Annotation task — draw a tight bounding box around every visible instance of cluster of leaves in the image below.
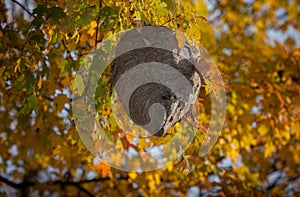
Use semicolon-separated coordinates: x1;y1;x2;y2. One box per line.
0;0;299;196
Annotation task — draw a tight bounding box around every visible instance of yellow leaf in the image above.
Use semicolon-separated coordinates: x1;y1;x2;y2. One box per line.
88;28;95;37
166;163;173;172
257;20;264;29
88;21;97;36
146;174;156;193
15;58;21;72
116;139;123;149
128;172;137;180
133;12;141;20
38;75;43;90
264;139;275;158
293;50;300;57
90;20;97;29
154;173;161;185
258;125;268;135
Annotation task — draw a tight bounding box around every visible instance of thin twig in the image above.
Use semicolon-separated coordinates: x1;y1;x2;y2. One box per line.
62;39;75;61
11;0;35;18
161;14;181;26
94;0;103;50
184;116;208;132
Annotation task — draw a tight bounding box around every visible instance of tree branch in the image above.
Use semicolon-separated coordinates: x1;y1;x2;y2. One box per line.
266;171;283;191
0;176;22;188
61;39;76;61
161;14;181;26
53;181;94;197
94;0;103;50
11;0;35;18
0;175;129;195
0;176;34;189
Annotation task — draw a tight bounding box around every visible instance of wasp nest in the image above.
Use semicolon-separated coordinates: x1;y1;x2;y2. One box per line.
110;26;201;137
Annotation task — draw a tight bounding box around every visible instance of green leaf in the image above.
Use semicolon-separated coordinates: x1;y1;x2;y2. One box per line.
162;0;175;11
58;60;72;73
47;7;66;22
28;95;39;111
51;31;58;44
99;6;119;18
15;57;30;73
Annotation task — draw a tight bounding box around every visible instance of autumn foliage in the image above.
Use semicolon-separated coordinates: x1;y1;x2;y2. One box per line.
0;0;300;196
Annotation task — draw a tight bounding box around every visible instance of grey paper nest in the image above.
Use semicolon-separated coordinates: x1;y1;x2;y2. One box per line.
109;26;201;137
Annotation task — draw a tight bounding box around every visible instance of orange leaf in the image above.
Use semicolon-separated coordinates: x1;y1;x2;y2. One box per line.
96;162;110;177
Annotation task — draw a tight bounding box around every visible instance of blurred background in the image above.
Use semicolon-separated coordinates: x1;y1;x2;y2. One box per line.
0;0;300;196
